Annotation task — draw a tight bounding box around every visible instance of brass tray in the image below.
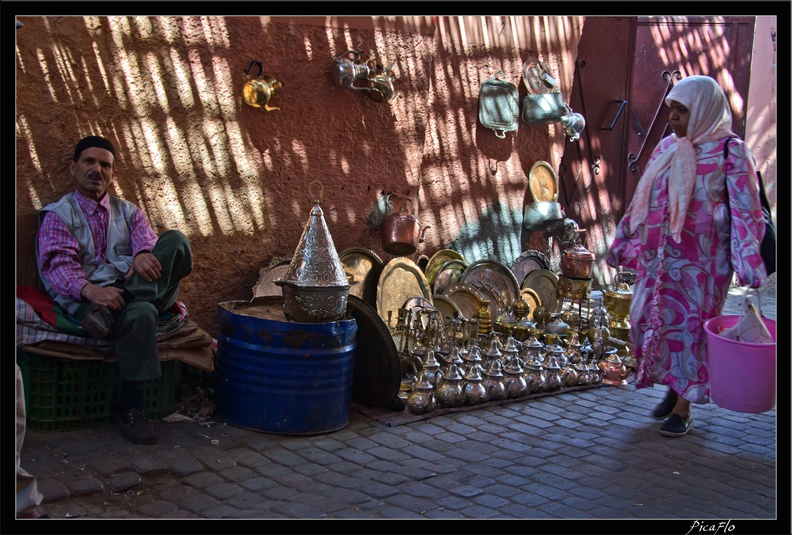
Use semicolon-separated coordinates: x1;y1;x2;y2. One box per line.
459;259;521;317
376;257;433;327
340;247;384;308
443;282;486;322
432;259;468;295
432;294;462;321
522;268;559;313
424;249;466;288
519;287;542;321
251;256;291;297
528;160;559;203
510;249;550;287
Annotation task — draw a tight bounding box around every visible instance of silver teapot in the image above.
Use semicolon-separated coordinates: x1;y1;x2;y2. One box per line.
328;50;372;91
407;372;436;415
482;359;507;401
436;363;465;408
462;364;489;406
503;355;529;399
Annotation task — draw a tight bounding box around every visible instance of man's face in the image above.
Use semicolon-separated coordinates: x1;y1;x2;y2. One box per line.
70;147;115;200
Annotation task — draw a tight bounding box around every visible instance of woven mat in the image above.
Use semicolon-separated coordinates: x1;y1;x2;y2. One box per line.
352;383;603;426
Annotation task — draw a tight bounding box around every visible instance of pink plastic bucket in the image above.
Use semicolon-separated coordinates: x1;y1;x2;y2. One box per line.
704;315;776;413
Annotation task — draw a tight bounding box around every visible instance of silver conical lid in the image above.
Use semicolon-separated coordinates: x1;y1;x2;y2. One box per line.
279;192;349;289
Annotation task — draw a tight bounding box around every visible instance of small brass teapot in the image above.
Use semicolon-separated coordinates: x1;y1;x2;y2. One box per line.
241;61;283;112
366;60;402;105
482;359;507;401
436;363;465;408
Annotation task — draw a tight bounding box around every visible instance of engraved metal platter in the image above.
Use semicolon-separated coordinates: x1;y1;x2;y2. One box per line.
376;257;433;327
458;259;521;317
432;259;468;295
340;247;384;308
432;294;462;321
510;249;550;287
522;268;559;313
443;282;486;322
251;256;292;297
520;287;542;321
424;249;466;288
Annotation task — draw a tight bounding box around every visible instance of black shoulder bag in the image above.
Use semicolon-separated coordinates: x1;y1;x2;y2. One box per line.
723;138;776;275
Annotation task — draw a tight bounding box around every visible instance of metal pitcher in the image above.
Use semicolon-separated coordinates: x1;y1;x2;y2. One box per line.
327;50;372;91
380;193;430;256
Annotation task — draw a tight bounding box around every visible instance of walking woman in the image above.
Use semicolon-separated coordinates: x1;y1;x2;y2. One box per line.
606;75;767;437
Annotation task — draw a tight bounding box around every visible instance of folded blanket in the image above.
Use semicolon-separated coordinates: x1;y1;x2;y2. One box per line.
16;286;190;350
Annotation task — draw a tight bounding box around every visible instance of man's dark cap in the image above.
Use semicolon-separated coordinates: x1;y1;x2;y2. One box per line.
73;135;116;161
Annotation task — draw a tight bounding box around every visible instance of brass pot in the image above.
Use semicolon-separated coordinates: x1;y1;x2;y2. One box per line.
604;278;633;327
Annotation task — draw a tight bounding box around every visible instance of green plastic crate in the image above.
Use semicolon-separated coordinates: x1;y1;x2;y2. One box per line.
18;350;180;432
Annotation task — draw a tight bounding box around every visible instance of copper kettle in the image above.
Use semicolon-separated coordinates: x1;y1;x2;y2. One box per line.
381;193;430;256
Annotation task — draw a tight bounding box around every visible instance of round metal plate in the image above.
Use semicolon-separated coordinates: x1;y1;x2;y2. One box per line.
510;249;550;287
376;257;433;327
251;256;292;297
522;269;559;313
432;259;468;295
443;282;485;322
340;247;384;308
424;249;466;287
459;259;521;317
346;295;401;407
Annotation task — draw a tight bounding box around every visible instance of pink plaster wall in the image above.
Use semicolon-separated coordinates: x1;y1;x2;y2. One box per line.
16;16;582;337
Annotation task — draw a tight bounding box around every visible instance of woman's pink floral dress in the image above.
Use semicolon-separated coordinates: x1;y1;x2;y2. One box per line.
606;135;767;404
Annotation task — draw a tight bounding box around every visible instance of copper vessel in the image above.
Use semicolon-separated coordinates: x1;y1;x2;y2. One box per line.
380;193;430;256
561;242;595;280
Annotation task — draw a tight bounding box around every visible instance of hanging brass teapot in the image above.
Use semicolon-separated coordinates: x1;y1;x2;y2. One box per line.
241;61;283;112
366;60;402;105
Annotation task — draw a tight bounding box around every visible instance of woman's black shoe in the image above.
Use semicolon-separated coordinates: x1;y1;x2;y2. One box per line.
651;389;678;420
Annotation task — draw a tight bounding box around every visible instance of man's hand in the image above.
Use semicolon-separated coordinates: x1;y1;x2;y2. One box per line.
126;251;162;283
81;283;126;310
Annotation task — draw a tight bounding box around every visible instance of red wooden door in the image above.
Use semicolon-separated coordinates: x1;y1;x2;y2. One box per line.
558;16;755;289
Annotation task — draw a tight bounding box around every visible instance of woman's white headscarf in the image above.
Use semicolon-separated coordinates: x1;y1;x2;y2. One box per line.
627;75;736;242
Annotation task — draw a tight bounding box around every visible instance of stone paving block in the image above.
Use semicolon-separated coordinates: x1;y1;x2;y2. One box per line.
255;462;293;479
471;493;510;509
37;477;70;503
262;448;309;467
271;501;328;519
67;477;104;496
291;461;330;477
202;503;244;519
137;499;177;517
108;471;141;493
183;471;223;488
178;493;221;514
204;481;245;500
217;464;257;482
275;471;313;488
385;493;439;514
131;454;169;475
91;456;132;477
165;454;205;477
321;447;373;464
224;447;271;468
240;475;277;492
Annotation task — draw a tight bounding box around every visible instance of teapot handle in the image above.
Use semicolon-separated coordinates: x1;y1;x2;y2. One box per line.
245;60;264;77
341;50;361;61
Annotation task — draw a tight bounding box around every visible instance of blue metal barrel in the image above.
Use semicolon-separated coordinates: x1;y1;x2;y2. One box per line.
215;297;357;435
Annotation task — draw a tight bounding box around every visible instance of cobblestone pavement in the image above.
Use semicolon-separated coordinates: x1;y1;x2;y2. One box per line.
15;279;784;533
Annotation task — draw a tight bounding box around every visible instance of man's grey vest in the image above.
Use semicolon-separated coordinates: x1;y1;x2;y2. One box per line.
37;192;137;316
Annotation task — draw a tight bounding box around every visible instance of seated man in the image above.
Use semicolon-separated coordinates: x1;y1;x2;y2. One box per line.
36;135;192;444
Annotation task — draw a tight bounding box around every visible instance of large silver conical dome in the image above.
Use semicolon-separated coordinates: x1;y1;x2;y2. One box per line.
276;182;352;323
